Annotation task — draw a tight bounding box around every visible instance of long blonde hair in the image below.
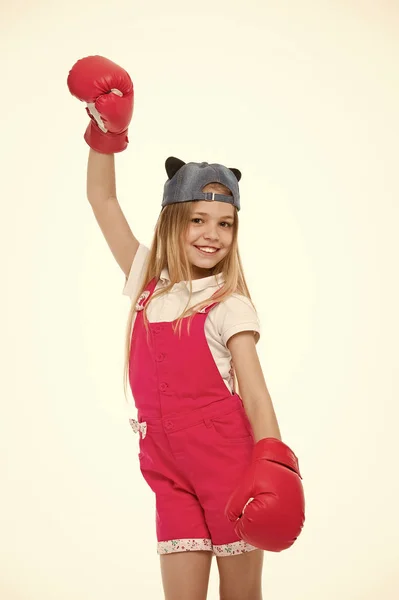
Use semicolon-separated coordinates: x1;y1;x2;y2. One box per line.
123;184;256;400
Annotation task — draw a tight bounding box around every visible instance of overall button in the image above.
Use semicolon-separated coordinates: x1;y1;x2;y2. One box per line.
159;382;168;392
156;353;166;362
153;325;162;334
165;420;174;430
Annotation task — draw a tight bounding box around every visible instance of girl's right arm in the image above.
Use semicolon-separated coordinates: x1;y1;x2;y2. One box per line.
67;55;139;279
87;149;139;278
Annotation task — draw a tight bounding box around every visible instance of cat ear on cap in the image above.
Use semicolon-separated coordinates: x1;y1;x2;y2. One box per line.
165;157;186;179
165;156;241;183
229;168;242;182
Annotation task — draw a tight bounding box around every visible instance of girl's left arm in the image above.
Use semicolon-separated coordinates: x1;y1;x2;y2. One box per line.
227;331;282;443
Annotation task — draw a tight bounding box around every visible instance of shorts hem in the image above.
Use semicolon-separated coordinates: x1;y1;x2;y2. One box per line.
157;538;258;556
157;538;213;554
213;540;259;557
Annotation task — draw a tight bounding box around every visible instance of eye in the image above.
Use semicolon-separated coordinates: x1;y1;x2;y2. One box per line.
221;222;233;228
191;218;203;224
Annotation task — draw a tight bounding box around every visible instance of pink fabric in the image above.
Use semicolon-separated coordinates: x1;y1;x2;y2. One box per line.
129;277;256;551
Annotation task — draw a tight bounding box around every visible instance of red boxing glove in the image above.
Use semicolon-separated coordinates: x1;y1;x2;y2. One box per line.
67;55;134;153
225;437;305;552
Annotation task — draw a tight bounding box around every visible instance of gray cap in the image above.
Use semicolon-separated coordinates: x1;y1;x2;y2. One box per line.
162;157;241;211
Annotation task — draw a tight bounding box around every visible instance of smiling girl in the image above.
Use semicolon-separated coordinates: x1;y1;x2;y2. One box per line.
68;55;305;600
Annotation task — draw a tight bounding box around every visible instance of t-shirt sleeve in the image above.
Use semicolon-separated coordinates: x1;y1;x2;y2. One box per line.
218;294;261;346
122;243;150;302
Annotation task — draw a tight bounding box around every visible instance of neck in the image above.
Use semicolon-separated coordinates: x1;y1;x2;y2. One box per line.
190;266;214;280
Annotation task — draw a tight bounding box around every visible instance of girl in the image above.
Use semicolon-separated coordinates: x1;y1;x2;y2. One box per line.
68;55;304;600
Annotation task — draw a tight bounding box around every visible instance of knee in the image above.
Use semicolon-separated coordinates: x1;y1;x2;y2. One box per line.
219;586;262;600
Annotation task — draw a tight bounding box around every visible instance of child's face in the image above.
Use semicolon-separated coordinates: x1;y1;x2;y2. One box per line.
184;200;235;279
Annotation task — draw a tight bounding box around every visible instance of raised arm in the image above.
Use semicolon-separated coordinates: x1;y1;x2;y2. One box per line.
87;150;139;277
68;55;140;278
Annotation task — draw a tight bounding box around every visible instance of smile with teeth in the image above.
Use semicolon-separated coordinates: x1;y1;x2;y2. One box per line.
195;246;219;255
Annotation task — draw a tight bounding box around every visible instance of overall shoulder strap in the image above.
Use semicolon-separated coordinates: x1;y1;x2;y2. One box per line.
197;285;224;314
135;277;158;311
197;301;219;314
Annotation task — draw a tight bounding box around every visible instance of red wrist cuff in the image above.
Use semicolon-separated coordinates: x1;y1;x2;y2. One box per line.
84;122;129;154
253;437;302;478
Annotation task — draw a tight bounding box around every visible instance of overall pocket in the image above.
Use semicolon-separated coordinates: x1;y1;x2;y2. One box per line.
210;406;254;444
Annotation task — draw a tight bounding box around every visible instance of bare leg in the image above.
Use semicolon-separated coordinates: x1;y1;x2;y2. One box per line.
160;551;213;600
216;549;264;600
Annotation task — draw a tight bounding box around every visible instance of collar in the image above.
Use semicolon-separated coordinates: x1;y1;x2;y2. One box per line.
160;267;225;292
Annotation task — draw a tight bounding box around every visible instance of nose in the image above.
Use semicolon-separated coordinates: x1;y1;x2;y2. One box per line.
203;222;219;241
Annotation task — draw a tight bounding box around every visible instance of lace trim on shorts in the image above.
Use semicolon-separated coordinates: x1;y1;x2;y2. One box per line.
157;538;258;556
212;540;258;557
157;539;213;554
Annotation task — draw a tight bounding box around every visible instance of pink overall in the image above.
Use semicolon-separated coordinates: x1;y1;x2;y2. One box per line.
129;277;257;556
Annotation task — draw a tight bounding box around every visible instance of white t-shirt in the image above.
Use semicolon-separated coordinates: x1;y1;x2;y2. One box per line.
123;243;260;394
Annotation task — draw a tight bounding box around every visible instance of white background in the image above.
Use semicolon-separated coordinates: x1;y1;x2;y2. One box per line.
1;1;398;598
